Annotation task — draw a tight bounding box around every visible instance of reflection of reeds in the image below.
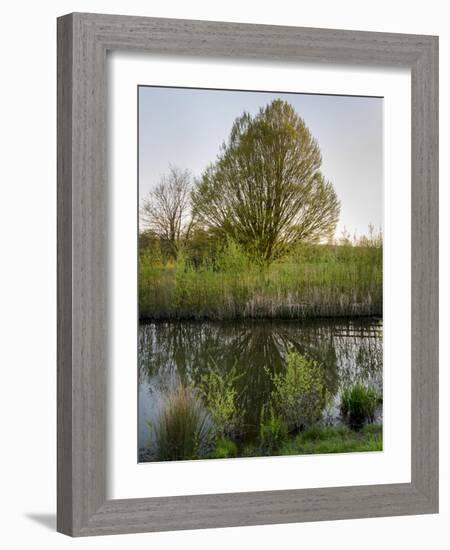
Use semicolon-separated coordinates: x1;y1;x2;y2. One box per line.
148;383;213;461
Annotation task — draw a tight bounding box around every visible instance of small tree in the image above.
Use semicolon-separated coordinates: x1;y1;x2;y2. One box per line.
192;100;340;263
269;351;329;430
196;360;243;438
141;166;194;259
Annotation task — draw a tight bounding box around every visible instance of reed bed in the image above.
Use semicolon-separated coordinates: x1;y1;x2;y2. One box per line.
139;242;382;320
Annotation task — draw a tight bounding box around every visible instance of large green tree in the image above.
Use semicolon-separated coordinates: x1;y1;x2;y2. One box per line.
192;100;340;263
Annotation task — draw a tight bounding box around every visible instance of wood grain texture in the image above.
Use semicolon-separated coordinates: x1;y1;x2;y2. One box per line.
410;35;439;506
57;13;73;535
57;12;439;537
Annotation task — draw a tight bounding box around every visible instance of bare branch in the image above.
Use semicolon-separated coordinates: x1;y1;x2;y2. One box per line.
140;166;195;258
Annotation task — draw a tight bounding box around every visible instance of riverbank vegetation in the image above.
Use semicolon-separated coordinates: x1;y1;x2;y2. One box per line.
340;382;381;430
139;97;383;461
142;351;382;462
139;99;383;321
139;230;382;320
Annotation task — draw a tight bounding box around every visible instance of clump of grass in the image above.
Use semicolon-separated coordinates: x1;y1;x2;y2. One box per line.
210;437;238;459
340;383;380;430
196;360;244;438
241;444;258;457
148;383;213;461
280;424;382;455
259;405;288;456
269;351;330;430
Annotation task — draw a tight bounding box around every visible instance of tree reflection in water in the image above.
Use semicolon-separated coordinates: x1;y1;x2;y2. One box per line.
138;319;382;447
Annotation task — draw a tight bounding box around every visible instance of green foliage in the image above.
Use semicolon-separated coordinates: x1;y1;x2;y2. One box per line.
138;236;383;320
138;248;169;316
148;383;213;461
138;230;163;260
361;423;383;436
210;437;238;459
207;425;383;459
173;251;191;308
197;360;243;437
215;239;250;273
192;100;340;263
340;383;380;430
269;351;329;430
295;424;349;442
184;228;219;268
280;424;382;455
259;405;288;456
241;444;258;457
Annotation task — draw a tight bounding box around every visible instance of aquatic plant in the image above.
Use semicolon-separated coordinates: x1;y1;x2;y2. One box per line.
148;383;213;461
210;437;238;459
259;405;288;456
197;360;243;438
340;383;380;429
269;351;330;430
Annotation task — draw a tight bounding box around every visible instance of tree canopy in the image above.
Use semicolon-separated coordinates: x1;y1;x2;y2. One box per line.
192;99;340;263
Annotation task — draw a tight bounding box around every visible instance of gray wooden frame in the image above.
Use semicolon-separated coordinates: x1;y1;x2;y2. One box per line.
57;12;438;537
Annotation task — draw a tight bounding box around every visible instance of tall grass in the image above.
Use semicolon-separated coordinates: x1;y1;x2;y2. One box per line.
259;405;288;455
148;383;213;461
340;383;381;430
209;437;238;459
139;237;383;320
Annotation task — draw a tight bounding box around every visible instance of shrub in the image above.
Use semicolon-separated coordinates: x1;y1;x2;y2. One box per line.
269;351;329;430
210;437;238;459
215;239;250;273
340;383;380;429
197;360;243;437
259;405;288;455
149;383;213;461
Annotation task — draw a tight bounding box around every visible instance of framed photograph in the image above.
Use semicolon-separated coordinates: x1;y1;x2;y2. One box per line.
57;13;438;536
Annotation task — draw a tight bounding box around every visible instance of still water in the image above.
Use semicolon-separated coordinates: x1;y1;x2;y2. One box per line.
138;318;382;450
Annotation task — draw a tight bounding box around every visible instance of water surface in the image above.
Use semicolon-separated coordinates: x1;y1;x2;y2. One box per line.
138;318;382;450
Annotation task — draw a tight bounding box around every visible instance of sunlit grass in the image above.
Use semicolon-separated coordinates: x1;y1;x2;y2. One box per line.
279;424;382;455
139;242;382;320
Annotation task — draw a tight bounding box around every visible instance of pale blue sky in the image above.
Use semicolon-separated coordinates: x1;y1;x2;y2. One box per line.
139;86;383;238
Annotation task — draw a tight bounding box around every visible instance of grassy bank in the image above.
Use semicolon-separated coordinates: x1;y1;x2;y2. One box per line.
140;354;383;462
278;424;382;455
239;425;382;458
140;424;383;462
139;241;382;320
